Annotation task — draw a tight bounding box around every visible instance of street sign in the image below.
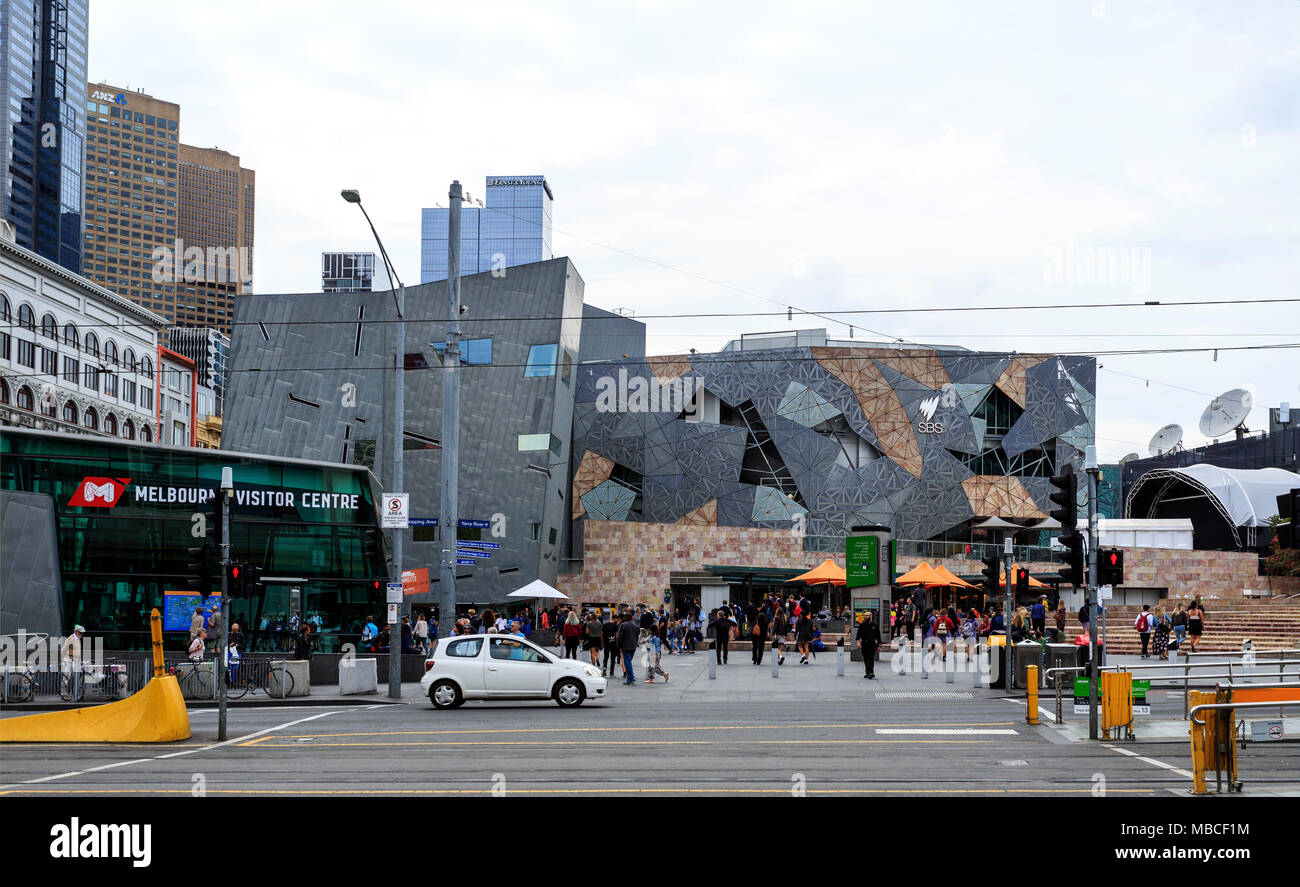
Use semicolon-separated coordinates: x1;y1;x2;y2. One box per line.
386;603;398;624
386;582;403;604
1098;584;1113;600
456;541;500;550
459;519;490;529
845;536;879;588
456;558;476;566
381;494;410;529
408;518;438;527
456;549;490;559
1250;721;1285;742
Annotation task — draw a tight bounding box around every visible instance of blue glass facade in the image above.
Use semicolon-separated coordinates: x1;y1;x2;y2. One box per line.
420;175;553;282
0;0;88;274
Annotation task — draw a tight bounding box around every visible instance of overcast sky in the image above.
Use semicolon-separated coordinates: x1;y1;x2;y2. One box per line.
89;0;1299;462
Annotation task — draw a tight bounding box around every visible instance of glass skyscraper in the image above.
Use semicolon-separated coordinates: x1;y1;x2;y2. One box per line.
321;251;375;292
0;0;89;274
420;175;553;283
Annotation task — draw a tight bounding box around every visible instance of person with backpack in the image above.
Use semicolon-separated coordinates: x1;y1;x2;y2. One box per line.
932;608;953;661
1052;601;1066;642
1134;604;1153;659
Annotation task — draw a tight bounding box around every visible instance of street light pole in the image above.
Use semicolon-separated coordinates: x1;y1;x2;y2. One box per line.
439;182;462;633
341;189;404;699
218;466;232;740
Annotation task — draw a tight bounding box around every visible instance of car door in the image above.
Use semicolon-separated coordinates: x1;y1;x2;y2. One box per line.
439;636;487;697
484;637;552;697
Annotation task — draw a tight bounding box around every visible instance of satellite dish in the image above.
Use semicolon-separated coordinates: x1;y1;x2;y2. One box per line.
1119;452;1140;465
1148;424;1183;457
1199;388;1253;439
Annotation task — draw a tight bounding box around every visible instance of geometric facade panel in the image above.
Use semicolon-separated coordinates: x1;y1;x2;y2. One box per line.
581;479;638;521
776;380;841;427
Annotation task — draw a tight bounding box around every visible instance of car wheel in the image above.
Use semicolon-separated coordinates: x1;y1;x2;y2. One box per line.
554;678;585;708
429;679;462;710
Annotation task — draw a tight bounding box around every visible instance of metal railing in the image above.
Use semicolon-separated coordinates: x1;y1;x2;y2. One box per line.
0;658;151;704
1044;648;1300;722
799;536;1059;566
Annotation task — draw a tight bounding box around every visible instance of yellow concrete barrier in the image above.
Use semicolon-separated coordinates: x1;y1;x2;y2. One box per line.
0;674;191;743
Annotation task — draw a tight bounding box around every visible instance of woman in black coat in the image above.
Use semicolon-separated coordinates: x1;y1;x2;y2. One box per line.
796;613;814;664
750;611;769;666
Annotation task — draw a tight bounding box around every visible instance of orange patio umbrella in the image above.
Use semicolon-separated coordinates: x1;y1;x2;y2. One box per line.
893;562;948;587
788;559;847;586
931;564;977;589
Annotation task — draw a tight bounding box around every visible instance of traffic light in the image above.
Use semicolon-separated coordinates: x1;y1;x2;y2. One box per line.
1057;531;1085;587
243;564;265;598
225;562;246;597
980;555;1000;597
1015;567;1030;596
185;543;219;594
1049;464;1078;532
1099;548;1124;586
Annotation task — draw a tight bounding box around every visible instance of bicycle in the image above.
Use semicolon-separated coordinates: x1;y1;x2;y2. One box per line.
171;659;214;699
224;659;294;699
2;665;36;703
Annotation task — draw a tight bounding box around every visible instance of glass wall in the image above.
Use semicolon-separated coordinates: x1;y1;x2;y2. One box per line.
0;429;387;651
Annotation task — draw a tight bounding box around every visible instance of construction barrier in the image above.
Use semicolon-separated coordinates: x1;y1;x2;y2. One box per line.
1026;665;1039;724
1188;687;1238;794
0;607;191;743
1101;671;1134;740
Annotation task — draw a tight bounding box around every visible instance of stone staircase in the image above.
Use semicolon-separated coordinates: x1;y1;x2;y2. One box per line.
1088;602;1300;655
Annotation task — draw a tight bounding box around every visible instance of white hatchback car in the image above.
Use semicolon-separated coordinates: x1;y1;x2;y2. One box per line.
421;634;607;709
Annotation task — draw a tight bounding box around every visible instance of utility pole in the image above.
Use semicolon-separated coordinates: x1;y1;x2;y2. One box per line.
1002;534;1013;668
1085;446;1101;740
218;466;232;741
439;181;462;633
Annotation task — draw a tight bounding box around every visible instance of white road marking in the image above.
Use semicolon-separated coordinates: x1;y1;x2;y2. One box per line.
7;708;347;786
1101;743;1195;778
875;728;1018;735
1001;696;1058;723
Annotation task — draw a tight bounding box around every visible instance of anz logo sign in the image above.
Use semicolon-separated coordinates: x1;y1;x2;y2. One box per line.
916;393;944;434
90;91;127;105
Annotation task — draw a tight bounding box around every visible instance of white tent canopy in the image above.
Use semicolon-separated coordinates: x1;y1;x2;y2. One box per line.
1125;464;1300;549
506;579;568;600
1162;465;1300;528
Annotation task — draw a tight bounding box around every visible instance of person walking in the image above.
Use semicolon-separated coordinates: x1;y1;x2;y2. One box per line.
189;607;205;644
1186;600;1205;653
1134;604;1153;659
601;613;620;678
750;608;769;665
1030;596;1047;638
414;612;429;654
857;610;881;678
1170;602;1187;653
771;606;788;666
795;610;814;664
903;598;916;643
562;611;582;659
708;609;731;665
584;612;603;668
616;612;638;685
645;620;669;683
1152;606;1171;660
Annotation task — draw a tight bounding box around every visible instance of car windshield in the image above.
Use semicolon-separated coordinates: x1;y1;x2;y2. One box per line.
490;637;547;662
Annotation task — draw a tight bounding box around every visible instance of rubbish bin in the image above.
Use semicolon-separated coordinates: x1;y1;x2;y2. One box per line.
1012;642;1046;690
1078;638;1105;672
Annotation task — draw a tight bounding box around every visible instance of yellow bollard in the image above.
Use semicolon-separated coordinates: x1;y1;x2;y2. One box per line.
1187;689;1215;794
1026;665;1039;724
150;607;165;678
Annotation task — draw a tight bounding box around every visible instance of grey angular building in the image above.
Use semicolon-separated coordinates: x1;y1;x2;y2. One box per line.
570;332;1096;550
222;258;645;605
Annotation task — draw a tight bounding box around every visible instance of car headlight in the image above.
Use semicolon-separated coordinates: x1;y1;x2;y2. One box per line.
582;666;600;678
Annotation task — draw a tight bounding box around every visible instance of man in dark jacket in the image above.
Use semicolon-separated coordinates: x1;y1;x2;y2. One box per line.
616;612;639;686
856;610;881;679
750;610;769;665
601;614;620;678
708;609;731;665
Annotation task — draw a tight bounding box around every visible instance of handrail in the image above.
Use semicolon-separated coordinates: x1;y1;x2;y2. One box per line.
1190;700;1300;726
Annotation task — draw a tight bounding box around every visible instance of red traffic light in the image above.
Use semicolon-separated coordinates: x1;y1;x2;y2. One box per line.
231;566;240;579
1108;552;1118;566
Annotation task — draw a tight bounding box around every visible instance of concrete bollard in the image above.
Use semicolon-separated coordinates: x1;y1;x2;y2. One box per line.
974;643;985;687
771;641;780;678
708;641;716;680
898;639;908;675
921;640;929;679
945;642;955;683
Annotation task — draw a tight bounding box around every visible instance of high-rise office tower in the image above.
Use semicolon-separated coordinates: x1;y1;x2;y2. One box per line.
79;82;180;318
167;326;229;416
177;145;254;335
1;0;90;273
420;175;552;282
321;251;375;292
